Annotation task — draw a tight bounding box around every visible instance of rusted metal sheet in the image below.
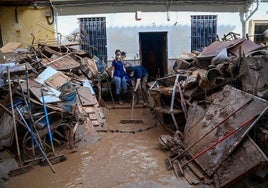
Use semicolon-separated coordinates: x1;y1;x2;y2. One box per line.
197;39;243;58
216;136;268;187
183;85;268;176
228;39;263;57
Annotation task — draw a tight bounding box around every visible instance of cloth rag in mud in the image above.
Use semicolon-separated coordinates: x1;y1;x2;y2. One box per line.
59;82;77;113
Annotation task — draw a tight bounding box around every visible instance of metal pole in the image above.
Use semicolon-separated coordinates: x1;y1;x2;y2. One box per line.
7;67;23;166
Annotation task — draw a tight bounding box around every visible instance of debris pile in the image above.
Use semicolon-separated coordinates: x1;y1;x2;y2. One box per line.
0;42;105;180
150;36;268;187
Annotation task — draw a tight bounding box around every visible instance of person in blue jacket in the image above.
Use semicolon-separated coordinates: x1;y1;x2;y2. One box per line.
126;65;149;106
111;49;128;105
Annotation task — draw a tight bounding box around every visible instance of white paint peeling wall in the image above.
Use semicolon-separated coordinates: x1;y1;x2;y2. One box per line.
56;3;267;63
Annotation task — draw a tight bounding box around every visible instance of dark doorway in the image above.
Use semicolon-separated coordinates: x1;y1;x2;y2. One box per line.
139;32;167;81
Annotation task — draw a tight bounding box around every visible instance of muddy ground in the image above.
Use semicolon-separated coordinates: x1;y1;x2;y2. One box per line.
1;104;191;188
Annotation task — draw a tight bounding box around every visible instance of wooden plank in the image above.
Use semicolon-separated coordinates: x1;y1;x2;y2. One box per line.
26;78;61;103
0;42;22;53
216;137;268;187
45;71;70;89
83;107;95;114
77;87;97;106
89;114;98;120
95;107;105;119
40;54;80;71
75;118;101;148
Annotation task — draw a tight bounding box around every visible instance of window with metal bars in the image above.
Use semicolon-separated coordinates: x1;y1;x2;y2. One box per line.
79;17;107;63
191;15;217;52
254;24;268;44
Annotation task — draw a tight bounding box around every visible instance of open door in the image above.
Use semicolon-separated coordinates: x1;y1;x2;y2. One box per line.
139;32;167;81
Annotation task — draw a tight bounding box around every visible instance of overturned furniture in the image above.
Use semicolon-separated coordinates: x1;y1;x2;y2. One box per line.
160;85;268;187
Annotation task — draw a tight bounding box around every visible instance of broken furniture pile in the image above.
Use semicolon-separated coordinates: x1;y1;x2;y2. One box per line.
151;36;268;187
0;42;104;180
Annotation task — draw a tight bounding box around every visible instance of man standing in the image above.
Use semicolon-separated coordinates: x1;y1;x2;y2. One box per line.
126;66;149;107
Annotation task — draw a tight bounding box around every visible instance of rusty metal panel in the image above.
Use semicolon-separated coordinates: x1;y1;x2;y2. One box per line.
197;39;243;58
183;85;268;176
216;137;268;187
228;39;263;57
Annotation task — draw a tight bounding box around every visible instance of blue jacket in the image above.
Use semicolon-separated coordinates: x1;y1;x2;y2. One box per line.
133;66;148;79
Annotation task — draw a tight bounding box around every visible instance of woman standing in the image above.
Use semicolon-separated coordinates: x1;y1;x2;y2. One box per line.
111;49;128;105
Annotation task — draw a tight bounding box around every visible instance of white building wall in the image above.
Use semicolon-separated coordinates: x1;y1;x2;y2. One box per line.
56;3;267;63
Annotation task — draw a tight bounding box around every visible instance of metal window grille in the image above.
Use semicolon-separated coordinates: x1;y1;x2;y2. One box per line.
254;24;268;44
191;15;217;52
79;17;107;62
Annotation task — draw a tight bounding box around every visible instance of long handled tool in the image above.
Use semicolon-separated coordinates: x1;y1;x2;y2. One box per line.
41;89;55;154
7;67;22;166
17;79;35;157
120;92;144;124
14;102;56;173
40;89;66;165
7;67;33;176
105;76;115;108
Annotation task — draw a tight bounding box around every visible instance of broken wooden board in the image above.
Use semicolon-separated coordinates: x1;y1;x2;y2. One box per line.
183;85;268;176
77;87;97;106
0;42;22;53
24;78;61;103
83;106;106;127
75;117;101;148
45;71;70;90
80;57;98;78
216;136;268;187
40;54;80;71
35;66;58;85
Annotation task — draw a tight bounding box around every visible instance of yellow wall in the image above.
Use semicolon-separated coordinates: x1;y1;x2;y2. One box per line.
0;6;56;48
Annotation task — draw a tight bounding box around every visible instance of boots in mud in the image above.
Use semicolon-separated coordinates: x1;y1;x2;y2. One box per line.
116;94;123;105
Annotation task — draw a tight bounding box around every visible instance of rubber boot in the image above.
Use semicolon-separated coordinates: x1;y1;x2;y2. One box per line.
116;94;123;105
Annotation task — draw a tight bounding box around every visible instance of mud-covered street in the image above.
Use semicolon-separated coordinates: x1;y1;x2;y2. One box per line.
1;106;191;188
